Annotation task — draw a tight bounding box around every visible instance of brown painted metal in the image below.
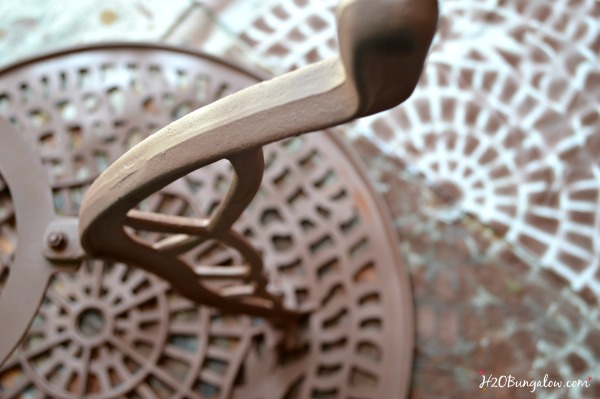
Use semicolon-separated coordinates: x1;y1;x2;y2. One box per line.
0;118;57;368
0;43;272;368
1;127;415;398
79;0;438;320
0;0;438;397
43;218;85;262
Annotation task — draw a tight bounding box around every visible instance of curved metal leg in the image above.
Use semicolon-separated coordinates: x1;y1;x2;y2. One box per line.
79;0;438;321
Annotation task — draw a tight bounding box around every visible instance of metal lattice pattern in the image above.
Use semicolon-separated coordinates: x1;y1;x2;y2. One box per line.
0;45;411;398
239;0;338;72
0;261;251;399
361;0;600;293
239;0;600;296
234;2;600;395
0;176;15;299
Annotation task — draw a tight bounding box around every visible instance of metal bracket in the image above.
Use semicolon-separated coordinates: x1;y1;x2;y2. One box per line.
43;218;85;263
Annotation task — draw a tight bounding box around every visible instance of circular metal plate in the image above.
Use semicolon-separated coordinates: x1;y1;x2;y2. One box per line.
0;44;412;398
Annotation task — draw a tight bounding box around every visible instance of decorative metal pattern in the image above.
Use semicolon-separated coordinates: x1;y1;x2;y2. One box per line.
0;44;413;398
235;2;600;395
0;261;249;399
240;0;338;72
361;0;600;295
0;175;15;299
239;0;600;298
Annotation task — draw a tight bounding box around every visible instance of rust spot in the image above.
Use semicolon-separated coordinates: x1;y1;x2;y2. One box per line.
100;10;118;26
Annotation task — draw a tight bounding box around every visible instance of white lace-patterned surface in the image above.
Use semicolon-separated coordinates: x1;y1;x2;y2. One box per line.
238;0;338;72
233;3;600;397
236;0;600;297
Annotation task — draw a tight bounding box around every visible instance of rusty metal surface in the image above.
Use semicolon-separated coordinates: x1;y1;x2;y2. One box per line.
0;42;415;398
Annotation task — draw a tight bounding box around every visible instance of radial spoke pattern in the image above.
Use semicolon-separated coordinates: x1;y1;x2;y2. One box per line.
237;0;600;295
0;45;412;398
229;0;600;396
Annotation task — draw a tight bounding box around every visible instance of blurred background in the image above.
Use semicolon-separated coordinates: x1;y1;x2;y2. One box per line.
0;0;599;397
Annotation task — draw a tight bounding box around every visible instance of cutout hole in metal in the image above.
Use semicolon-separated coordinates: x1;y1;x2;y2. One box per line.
76;307;106;337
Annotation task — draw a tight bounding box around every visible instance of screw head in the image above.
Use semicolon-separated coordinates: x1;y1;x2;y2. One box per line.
47;231;67;250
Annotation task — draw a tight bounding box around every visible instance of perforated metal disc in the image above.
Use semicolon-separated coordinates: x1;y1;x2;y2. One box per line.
0;44;413;399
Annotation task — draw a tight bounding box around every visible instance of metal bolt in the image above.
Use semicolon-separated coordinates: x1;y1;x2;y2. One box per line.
47;231;67;250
